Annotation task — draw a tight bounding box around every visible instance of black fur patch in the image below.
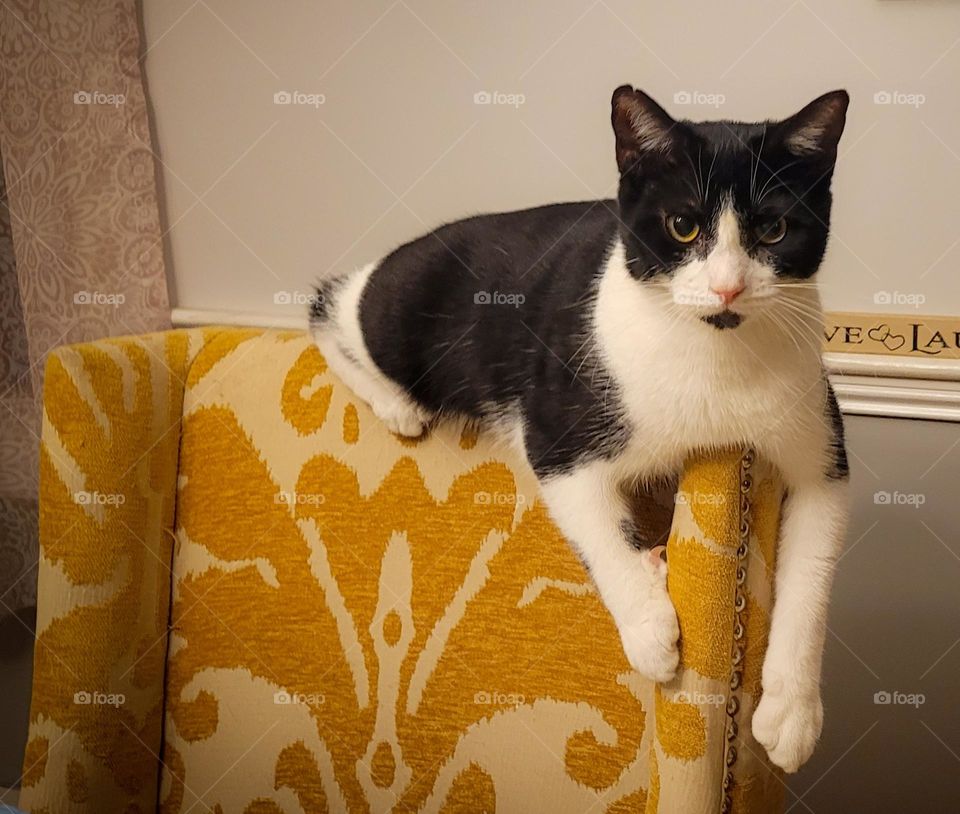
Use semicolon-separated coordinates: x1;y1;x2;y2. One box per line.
825;381;849;480
310;276;347;326
703;311;743;330
358;201;633;476
336;341;360;366
620;518;652;551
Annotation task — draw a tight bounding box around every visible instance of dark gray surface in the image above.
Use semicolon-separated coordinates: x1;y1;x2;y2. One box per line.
0;607;34;791
787;414;960;812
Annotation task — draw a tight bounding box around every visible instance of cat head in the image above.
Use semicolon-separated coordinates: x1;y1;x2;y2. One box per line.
611;86;848;330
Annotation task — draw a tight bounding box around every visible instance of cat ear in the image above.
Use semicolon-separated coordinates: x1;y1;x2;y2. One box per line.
775;90;849;160
611;86;677;174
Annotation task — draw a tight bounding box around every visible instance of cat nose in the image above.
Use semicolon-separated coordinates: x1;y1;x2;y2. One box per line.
710;284;745;307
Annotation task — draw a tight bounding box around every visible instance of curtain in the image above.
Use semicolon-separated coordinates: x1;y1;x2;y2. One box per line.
0;0;172;615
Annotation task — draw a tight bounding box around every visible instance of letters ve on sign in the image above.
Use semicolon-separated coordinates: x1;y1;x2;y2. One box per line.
824;312;960;360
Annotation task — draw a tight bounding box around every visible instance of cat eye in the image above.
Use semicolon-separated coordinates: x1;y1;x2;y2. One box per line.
755;216;787;245
665;214;700;244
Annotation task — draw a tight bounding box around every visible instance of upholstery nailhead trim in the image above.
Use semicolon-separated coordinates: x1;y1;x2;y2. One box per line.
721;447;754;814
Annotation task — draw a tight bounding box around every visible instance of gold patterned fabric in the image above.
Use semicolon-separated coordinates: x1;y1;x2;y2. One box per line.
23;328;786;813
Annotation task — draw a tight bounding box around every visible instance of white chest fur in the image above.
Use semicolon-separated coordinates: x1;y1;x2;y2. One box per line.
593;241;827;481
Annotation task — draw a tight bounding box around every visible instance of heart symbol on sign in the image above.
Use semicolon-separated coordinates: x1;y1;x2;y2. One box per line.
867;323;906;352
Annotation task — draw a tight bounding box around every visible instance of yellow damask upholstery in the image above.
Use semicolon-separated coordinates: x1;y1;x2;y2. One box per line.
22;328;786;813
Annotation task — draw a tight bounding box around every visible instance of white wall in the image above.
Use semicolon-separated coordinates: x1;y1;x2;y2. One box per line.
142;0;960;322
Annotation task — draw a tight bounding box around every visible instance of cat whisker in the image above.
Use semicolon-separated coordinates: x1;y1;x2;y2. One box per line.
773;302;822;334
756;159;803;204
775;296;825;320
758;309;805;356
764;307;825;355
749;126;768;206
703;147;719;203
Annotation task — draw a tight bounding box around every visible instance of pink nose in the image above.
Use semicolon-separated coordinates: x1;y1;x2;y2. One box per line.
710;284;745;307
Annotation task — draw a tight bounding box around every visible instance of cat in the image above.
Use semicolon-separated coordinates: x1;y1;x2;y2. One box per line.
310;86;850;774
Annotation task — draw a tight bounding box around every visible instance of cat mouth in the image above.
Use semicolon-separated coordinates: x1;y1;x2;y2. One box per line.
701;310;743;330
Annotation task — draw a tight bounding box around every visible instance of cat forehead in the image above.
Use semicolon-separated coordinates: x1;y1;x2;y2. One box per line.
654;121;794;210
680;122;769;179
683;120;767;150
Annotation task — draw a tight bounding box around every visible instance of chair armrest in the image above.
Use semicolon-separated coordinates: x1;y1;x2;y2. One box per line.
20;331;197;811
653;449;786;813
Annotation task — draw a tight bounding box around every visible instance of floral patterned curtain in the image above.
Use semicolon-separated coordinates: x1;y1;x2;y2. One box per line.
0;0;172;615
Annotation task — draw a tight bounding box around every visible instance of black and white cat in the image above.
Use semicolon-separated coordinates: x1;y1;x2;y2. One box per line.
311;86;850;773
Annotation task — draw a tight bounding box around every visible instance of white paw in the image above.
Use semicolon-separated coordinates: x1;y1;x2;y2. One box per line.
618;590;680;683
752;678;823;773
373;399;429;438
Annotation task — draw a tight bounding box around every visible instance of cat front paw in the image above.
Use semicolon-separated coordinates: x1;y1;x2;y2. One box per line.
752;676;823;773
373;399;429;437
618;592;680;682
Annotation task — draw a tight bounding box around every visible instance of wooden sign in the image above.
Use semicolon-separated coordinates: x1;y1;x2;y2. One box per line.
824;312;960;360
